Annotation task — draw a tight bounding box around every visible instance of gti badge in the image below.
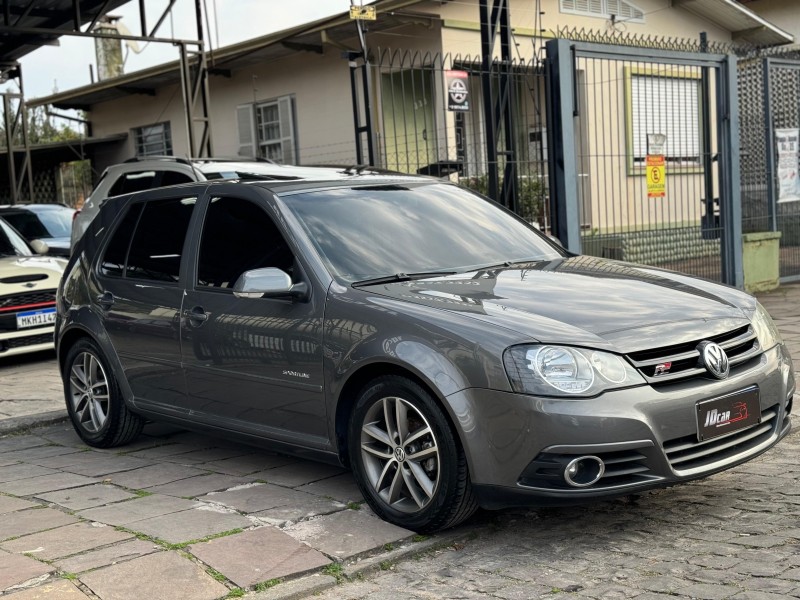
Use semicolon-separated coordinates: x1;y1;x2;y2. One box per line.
697;341;730;379
653;361;672;376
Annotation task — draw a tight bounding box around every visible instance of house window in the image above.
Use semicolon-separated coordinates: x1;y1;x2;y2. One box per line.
134;122;173;156
560;0;644;22
629;73;701;167
236;95;297;164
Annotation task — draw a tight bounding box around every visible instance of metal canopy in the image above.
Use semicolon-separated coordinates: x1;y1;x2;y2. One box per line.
675;0;793;47
30;1;431;110
0;0;129;66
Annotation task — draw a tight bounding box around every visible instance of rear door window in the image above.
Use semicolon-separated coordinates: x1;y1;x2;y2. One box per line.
100;197;196;283
108;171;157;196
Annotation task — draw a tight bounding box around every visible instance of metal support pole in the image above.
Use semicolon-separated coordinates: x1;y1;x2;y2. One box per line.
763;57;777;233
4;95;17;205
699;33;716;239
719;54;744;288
479;0;499;203
545;39;582;253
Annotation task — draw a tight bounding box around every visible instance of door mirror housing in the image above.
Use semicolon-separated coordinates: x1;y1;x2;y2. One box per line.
30;239;50;255
232;267;309;301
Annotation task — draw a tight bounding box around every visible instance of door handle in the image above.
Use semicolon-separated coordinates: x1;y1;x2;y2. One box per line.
97;291;115;310
184;306;209;327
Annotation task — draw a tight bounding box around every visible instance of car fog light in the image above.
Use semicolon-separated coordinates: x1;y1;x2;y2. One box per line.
564;456;605;487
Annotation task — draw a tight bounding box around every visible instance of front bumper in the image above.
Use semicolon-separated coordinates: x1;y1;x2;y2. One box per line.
0;327;55;357
446;344;794;509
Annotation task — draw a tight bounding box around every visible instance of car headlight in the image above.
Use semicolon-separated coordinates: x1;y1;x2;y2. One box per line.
503;345;645;397
750;302;781;351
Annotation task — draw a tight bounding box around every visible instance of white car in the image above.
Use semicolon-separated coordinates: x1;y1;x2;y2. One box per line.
0;218;66;357
71;157;359;251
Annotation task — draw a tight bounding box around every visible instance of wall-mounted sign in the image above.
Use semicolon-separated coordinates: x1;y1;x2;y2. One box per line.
646;154;666;198
776;128;800;203
349;5;376;20
445;70;469;112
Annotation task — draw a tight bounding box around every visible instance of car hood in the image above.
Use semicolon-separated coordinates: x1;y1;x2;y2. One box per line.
0;255;67;288
361;256;752;353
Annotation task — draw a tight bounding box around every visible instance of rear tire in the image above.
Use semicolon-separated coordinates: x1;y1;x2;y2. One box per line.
63;338;144;448
348;375;477;533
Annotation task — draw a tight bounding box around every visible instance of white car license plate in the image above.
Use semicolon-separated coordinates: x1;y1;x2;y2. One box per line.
16;308;56;329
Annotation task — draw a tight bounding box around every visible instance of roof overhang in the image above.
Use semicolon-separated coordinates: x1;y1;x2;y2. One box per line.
29;0;429;111
3;133;127;165
674;0;793;46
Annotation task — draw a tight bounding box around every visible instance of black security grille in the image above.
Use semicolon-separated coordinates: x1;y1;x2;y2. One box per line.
0;290;57;312
1;333;53;352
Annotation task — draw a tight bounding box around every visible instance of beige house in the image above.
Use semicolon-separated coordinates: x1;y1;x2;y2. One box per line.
31;0;792;244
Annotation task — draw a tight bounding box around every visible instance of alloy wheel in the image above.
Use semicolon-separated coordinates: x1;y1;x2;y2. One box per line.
68;351;110;433
360;396;441;513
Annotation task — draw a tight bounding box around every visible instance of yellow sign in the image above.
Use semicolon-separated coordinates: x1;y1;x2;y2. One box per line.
350;5;376;20
646;155;666;198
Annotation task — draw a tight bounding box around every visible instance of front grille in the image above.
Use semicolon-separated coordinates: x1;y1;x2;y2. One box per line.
663;404;779;472
626;325;761;384
0;290;57;313
0;333;53;352
519;446;659;490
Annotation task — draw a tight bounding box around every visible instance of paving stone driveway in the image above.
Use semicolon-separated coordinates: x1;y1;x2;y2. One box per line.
0;423;418;599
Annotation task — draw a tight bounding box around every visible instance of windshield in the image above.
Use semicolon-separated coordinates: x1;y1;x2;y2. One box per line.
2;208;72;239
0;218;33;257
281;182;563;283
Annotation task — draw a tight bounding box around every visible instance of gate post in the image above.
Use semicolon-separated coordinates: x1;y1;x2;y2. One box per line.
545;39;581;254
719;54;744;288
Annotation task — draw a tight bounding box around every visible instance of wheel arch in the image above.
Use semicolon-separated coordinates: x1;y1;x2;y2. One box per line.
334;361;465;468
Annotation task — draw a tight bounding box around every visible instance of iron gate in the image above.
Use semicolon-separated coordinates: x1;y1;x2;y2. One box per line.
546;38;742;286
740;51;800;283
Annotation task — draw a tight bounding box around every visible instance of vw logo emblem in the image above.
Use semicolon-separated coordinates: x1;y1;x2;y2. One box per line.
394;447;406;462
697;341;730;379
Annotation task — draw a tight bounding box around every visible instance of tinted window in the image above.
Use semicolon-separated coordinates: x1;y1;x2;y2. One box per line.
197;196;295;289
125;197;196;282
0;218;32;257
160;171;194;187
2;208;72;239
100;203;143;277
281;183;563;282
109;171;157;196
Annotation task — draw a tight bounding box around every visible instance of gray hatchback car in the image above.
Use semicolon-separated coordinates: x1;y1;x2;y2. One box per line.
56;176;795;532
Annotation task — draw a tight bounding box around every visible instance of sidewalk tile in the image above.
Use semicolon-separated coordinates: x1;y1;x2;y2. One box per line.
254;462;347;488
0;553;54;591
202;483;326;514
0;473;99;496
0;496;40;515
285;509;413;560
3;579;89;599
0;507;78;541
79;551;228;600
0;464;58;483
203;453;296;476
1;522;134;560
190;526;330;587
103;464;206;489
79;494;199;526
130;507;251;544
147;473;252;498
295;473;364;503
54;539;160;574
37;484;136;510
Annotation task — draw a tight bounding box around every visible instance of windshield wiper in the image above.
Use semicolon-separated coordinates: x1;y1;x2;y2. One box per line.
351;271;458;288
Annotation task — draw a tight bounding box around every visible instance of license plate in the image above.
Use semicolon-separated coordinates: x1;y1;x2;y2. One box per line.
696;387;760;441
16;308;56;329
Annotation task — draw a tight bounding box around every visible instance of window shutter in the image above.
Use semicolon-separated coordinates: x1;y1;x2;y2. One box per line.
236;105;256;157
278;96;297;165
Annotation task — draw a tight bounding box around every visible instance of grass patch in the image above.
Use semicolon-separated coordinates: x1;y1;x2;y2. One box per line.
61;572;79;581
412;534;429;543
226;589;245;598
132;489;152;498
346;501;362;510
253;579;281;592
322;562;345;583
383;542;394;551
379;560;393;571
113;527;244;550
206;567;227;582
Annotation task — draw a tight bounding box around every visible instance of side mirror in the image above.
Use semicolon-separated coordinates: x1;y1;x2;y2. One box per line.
30;239;49;255
232;267;309;301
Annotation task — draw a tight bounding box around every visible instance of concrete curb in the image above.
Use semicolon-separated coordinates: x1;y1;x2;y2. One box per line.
251;525;485;599
0;409;68;435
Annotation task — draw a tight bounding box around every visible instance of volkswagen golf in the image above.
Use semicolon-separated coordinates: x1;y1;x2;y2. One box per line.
56;176;795;532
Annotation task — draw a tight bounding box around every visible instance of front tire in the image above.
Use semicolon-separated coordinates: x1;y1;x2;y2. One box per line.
63;338;144;448
348;375;477;533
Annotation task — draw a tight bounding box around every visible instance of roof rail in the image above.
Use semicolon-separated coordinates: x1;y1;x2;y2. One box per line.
123;156;193;166
188;156;277;164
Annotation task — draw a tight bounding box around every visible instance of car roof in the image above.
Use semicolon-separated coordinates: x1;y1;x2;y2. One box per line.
240;174;433;196
0;203;73;212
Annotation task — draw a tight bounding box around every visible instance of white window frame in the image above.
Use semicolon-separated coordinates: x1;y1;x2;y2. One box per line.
559;0;645;23
626;68;703;172
133;122;173;157
235;95;297;164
